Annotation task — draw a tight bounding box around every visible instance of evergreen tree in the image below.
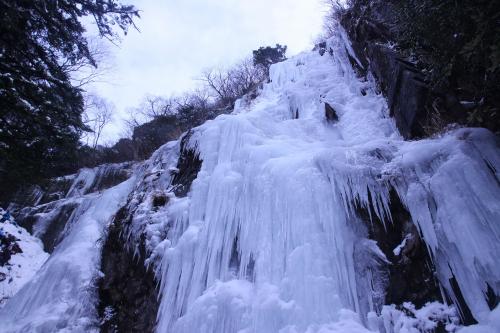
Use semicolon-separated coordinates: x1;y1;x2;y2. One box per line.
253;44;287;73
0;1;138;196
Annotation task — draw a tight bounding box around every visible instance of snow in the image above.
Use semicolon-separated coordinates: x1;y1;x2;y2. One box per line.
0;176;135;332
380;302;460;333
0;209;48;308
393;234;413;256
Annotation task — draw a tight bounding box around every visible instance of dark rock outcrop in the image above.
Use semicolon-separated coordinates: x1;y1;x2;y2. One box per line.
358;191;441;307
341;18;432;138
365;45;431;138
171;132;203;197
98;206;159;333
356;188;481;325
36;202;79;252
133;116;184;160
315;41;327;56
340;1;467;139
325;102;339;122
9;200;79;253
0;233;22;266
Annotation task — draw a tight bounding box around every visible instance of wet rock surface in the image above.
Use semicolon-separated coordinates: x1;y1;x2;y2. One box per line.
36;202;79;252
10;199;80;253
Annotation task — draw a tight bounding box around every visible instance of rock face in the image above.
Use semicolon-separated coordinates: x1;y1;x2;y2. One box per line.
367;46;430;138
325;102;339;122
340;10;428;138
358;191;441;307
339;1;465;139
171;131;202;197
133;116;184;160
97;135;202;332
0;232;22;267
98;207;160;333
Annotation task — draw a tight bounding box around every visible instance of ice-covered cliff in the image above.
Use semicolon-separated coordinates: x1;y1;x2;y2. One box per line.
0;24;499;333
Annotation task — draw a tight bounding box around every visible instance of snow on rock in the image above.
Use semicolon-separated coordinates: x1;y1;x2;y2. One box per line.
393;234;413;256
0;208;48;308
380;302;460;333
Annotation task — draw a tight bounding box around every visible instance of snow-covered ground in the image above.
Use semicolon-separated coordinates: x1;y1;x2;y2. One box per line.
0;23;499;333
0;208;48;308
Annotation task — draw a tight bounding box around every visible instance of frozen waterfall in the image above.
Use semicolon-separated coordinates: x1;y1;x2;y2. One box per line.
150;27;500;332
1;25;499;333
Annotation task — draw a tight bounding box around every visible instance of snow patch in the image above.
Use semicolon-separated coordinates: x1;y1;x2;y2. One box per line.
0;208;48;308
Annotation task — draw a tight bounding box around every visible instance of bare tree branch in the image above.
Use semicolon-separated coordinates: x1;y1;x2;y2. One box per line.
82;93;114;148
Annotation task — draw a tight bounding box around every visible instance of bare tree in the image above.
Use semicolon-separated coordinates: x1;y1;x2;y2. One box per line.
61;36;115;88
82;94;114;148
200;57;265;107
122;107;142;138
321;0;349;37
201;67;233;103
231;57;266;95
138;95;177;119
176;88;210;110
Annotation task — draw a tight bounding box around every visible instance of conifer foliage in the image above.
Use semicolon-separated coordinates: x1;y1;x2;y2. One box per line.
253;44;287;73
0;1;138;195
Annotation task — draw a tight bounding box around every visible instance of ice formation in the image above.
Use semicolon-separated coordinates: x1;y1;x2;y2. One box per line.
0;25;499;332
149;26;500;332
0;172;135;332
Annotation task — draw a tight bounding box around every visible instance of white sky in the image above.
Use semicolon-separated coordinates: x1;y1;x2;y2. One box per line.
86;0;328;143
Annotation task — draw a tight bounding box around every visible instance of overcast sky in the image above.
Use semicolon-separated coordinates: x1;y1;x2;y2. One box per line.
86;0;328;143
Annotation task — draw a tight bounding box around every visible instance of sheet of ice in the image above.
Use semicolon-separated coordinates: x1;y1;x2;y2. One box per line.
0;177;135;332
385;129;500;321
